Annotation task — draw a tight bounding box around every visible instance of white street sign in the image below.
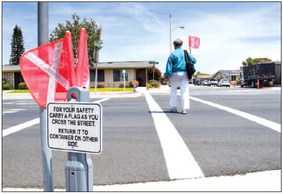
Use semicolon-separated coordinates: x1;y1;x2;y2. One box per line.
47;102;102;154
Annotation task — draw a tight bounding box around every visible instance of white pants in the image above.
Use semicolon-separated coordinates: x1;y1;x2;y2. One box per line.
170;72;190;111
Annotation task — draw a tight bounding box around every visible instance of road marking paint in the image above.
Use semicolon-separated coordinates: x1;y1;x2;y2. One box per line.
14;103;36;105
93;98;111;103
3;118;40;137
3;102;36;106
3;98;110;137
3;102;14;105
190;96;281;133
144;91;204;179
3;109;25;114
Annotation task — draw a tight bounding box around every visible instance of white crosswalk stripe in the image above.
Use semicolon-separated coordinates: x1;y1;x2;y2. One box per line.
144;91;204;179
190;96;281;133
3;109;25;115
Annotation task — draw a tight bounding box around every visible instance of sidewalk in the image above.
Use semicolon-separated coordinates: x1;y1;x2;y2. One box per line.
2;87;148;100
2;170;281;191
2;86;170;100
6;84;281;100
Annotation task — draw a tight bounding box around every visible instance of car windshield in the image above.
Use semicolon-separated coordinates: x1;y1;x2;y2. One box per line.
223;79;229;81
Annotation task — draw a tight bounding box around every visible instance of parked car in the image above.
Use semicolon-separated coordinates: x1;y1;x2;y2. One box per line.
201;80;208;86
207;79;218;86
217;79;231;87
194;80;201;86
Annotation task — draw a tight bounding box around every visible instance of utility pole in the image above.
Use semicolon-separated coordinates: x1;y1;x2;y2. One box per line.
169;14;172;54
169;14;184;53
93;42;102;92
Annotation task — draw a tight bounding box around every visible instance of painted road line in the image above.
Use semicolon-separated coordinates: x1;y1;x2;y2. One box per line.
3;118;40;137
190;96;281;133
93;98;111;103
144;91;204;179
15;102;37;105
3;98;110;137
3;109;25;114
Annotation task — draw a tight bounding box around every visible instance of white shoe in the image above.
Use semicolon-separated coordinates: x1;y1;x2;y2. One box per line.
181;110;187;114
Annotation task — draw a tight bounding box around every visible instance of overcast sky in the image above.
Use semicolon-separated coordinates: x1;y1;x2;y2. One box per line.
2;1;281;74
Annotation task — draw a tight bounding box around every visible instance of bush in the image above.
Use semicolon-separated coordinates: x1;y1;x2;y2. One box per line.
146;83;152;89
97;83;105;88
119;83;124;88
18;82;28;89
236;79;241;85
148;80;161;88
130;80;139;87
149;80;159;84
119;83;131;88
149;81;161;88
3;83;14;90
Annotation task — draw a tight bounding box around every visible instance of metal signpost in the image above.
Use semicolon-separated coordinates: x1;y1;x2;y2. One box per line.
22;3;101;191
38;2;54;191
47;87;102;191
123;70;126;91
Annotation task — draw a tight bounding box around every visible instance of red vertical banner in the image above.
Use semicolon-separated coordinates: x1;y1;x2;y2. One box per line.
61;31;76;88
189;36;200;49
75;28;90;89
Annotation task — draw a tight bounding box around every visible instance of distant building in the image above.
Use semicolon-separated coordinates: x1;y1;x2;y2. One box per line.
193;75;211;85
2;61;158;89
2;65;24;89
212;70;241;81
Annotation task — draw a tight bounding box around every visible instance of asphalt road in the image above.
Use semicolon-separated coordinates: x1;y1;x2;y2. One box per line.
2;86;281;189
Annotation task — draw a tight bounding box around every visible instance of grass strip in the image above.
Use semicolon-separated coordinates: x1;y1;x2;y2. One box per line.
5;88;135;93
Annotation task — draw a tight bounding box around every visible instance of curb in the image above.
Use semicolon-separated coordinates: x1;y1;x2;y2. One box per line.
2;170;281;192
3;91;145;100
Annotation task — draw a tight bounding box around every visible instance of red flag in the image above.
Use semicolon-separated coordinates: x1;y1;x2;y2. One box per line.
75;28;90;89
189;36;200;49
20;32;76;108
62;31;76;87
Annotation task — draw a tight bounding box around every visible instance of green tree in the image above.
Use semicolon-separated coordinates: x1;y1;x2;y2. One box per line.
242;57;272;66
50;14;102;66
9;25;25;65
246;57;255;66
148;67;162;81
253;58;271;63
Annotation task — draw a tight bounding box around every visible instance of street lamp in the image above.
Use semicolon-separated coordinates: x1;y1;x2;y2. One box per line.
169;14;185;53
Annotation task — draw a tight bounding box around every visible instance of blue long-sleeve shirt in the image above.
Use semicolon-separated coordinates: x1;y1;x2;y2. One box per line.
164;48;196;78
